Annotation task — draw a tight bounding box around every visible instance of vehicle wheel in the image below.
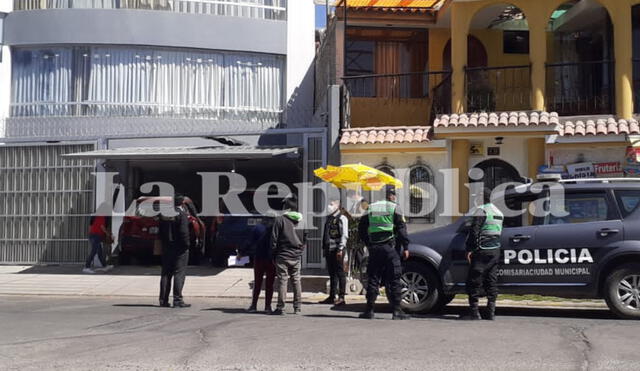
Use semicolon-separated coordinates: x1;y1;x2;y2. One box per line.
433;293;456;312
400;261;440;313
604;263;640;320
119;252;131;265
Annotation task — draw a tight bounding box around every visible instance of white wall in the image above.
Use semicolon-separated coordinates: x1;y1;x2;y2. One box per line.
468;136;529;179
0;1;12;137
285;0;315;127
341;151;451;233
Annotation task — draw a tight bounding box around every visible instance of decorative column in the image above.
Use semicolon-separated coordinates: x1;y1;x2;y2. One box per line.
451;3;469;114
451;139;470;219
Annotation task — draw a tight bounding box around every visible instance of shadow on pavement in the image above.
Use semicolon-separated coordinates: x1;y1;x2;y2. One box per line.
15;265;228;277
112;304;163;308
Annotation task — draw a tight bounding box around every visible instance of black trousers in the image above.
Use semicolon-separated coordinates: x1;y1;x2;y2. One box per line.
160;249;189;304
366;241;402;309
326;249;346;299
466;248;500;305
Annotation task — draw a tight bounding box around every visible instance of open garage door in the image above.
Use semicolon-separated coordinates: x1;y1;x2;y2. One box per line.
0;143;96;263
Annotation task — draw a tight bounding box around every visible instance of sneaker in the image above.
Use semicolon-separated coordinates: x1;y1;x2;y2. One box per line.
246;305;258;313
159;300;171;308
82;268;95;274
318;297;335;305
293;307;301;315
271;309;285;316
333;298;346;307
173;302;191;308
359;310;375;319
265;306;273;315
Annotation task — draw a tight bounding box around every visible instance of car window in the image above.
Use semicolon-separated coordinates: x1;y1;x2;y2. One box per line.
542;192;611;225
503;194;540;228
615;190;640;218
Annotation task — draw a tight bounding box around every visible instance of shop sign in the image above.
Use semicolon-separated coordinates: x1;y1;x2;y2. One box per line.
594;162;623;178
566;162;595;179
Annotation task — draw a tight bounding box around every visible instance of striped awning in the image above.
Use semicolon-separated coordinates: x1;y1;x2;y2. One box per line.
335;0;445;8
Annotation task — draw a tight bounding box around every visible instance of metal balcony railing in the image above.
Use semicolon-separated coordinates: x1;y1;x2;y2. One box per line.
342;71;452;114
14;0;287;20
546;60;615;116
9;102;282;122
465;65;531;113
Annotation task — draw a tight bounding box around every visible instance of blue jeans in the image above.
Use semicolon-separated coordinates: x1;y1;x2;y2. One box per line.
85;235;106;268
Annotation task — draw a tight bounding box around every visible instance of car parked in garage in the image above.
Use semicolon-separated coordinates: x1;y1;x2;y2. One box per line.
402;179;640;319
118;196;205;265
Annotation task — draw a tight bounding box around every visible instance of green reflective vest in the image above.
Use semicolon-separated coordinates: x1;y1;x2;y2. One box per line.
478;203;504;249
367;201;396;237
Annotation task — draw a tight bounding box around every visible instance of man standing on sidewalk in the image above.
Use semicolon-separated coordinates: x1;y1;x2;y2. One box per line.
358;187;411;320
319;199;349;307
460;188;504;321
159;195;192;308
271;195;306;315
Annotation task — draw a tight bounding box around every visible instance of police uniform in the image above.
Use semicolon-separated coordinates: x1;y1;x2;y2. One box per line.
358;195;410;320
464;202;504;320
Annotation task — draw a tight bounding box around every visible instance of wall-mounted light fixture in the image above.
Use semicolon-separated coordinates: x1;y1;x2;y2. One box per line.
495;137;504;145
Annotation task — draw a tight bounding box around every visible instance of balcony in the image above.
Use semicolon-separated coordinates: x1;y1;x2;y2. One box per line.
342;71;451;127
13;0;287;20
4;103;282;139
465;65;531;113
545;60;614;116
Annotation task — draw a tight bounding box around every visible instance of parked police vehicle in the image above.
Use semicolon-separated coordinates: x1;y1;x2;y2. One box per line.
402;179;640;319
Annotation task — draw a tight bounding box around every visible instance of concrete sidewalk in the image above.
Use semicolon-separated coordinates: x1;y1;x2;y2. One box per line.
0;265;327;299
0;265;608;310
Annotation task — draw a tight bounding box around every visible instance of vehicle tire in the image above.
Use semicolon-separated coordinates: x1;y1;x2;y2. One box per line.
119;252;131;265
604;263;640;320
432;293;456;313
400;261;440;313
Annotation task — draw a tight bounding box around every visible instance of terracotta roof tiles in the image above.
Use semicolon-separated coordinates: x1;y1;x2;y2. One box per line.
340;126;431;145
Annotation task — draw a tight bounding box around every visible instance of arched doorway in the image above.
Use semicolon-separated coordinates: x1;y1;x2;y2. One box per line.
546;0;614;115
471;159;523;190
443;36;488;70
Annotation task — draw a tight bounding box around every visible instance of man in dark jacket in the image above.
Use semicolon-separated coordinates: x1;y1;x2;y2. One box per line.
238;218;275;314
159;195;192;308
271;195;306;315
319;199;349;306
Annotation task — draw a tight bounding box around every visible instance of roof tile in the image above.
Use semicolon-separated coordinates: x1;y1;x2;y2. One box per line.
556;117;640;137
340;126;432;145
435;111;558;129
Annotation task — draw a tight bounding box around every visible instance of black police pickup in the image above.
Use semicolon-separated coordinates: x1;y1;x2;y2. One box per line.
401;180;640;319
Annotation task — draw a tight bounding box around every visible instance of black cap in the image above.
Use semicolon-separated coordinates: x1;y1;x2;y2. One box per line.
385;185;397;197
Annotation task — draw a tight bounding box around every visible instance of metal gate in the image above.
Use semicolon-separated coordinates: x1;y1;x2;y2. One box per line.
302;133;327;268
0;143;96;264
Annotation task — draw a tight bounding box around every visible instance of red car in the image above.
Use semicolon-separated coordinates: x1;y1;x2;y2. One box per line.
118;196;205;265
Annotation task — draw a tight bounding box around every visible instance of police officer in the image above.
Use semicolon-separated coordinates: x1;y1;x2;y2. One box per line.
358;186;410;320
159;195;192;308
461;188;504;320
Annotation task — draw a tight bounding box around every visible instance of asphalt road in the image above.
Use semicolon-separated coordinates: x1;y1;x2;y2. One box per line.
0;295;638;371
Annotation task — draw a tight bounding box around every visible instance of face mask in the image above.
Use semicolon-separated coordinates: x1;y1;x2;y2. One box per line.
327;204;338;214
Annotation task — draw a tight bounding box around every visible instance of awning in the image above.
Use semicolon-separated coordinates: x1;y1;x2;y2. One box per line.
335;0;445;8
63;146;300;160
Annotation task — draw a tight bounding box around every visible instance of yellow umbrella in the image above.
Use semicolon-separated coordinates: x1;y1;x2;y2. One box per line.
314;164;403;191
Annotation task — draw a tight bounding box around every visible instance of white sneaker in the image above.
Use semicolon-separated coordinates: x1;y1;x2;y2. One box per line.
96;265;114;272
82;268;95;274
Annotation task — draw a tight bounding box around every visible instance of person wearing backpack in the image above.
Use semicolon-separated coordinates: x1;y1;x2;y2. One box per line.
271;195;307;315
238;218;275;314
319;199;349;306
158;195;192;308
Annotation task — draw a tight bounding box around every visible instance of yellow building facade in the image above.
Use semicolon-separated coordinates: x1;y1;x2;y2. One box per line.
327;0;640;229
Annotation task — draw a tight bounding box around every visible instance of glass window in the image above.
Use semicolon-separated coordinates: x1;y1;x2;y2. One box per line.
542;192;612;225
409;165;435;224
11;46;284;122
615;190;640;218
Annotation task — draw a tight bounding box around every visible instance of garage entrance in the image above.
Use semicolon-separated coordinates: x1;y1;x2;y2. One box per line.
0;143;96;264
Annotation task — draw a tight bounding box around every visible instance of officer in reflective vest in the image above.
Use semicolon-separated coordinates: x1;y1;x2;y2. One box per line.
358;186;410;320
461;188;504;320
